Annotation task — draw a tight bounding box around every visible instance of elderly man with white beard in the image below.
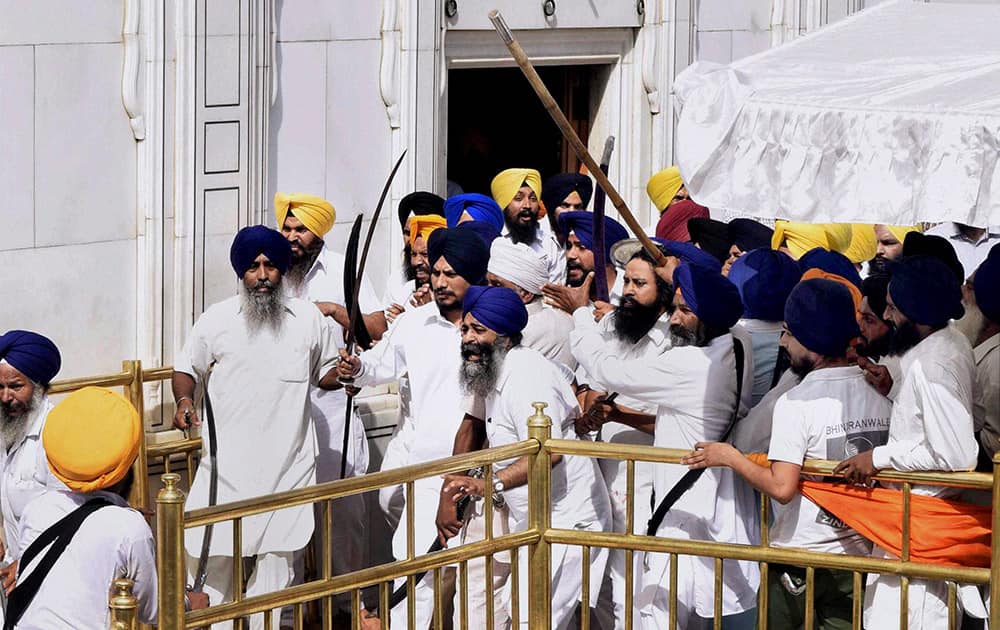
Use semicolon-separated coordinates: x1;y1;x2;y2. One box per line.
172;225;342;630
438;286;611;629
0;330;64;604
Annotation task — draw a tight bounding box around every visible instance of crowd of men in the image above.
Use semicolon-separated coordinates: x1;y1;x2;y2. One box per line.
0;164;998;629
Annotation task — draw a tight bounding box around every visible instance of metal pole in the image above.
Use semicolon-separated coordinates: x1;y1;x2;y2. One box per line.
527;402;552;629
157;473;187;630
123;360;150;513
109;578;138;630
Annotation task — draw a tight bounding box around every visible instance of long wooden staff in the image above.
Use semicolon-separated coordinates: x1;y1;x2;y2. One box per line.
488;10;666;267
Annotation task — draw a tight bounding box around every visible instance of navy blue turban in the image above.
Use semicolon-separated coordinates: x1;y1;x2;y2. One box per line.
444;193;505;233
902;232;965;281
558;211;629;264
728;218;774;252
785;279;860;357
975;244;1000;323
889;255;964;327
687;217;731;263
398;191;445;230
428;227;490;286
728;249;800;321
0;330;61;385
862;273;891;324
230;225;291;277
462;286;529;336
457;220;501;249
654;238;722;272
541;173;593;213
798;247;862;289
672;263;743;330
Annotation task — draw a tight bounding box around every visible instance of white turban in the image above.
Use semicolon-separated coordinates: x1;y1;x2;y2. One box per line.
488;239;549;296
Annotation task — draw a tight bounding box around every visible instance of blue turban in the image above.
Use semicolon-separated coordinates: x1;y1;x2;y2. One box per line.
975;244;1000;323
672;264;743;330
541;173;593;213
558;211;629;265
902;232;964;281
428;227;490;286
728;249;800;321
0;330;61;385
798;247;862;289
653;238;723;272
444;193;505;233
889;255;964;327
457;220;501;249
784;279;860;357
462;286;529;336
229;225;291;277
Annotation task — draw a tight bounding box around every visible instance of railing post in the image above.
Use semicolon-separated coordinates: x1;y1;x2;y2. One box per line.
109;577;138;630
527;402;552;629
157;473;187;630
123;360;150;513
990;454;1000;628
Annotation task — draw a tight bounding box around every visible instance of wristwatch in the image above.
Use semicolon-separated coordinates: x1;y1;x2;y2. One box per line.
492;479;506;509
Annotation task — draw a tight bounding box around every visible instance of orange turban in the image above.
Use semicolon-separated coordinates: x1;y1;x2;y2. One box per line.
491;168;543;214
844;224;877;264
274;192;336;238
801;268;863;320
646;166;684;212
43;387;141;493
409;215;447;248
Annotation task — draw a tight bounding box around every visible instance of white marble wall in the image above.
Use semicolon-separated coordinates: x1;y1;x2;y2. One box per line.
0;1;138;379
694;0;773;63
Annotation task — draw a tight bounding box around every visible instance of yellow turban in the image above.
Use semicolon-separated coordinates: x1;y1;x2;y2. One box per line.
409;215;447;248
772;221;854;259
844;224;877;264
273;192;336;238
43;386;141;493
646;166;684;212
491;168;543;213
883;224;922;243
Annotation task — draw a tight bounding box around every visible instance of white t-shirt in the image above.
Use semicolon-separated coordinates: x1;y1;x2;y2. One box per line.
768;366;892;555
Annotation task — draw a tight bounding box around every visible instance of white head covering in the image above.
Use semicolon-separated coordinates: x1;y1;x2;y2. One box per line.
488;239;549;295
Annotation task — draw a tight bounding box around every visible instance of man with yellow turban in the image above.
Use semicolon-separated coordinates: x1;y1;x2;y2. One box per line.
491;167;566;284
383;215;447;324
844;224;878;271
645;166;688;215
771;221;853;260
8;387;161;628
874;224;920;264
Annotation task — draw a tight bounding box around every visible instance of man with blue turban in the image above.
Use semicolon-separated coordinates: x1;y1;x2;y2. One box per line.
172;225;343;630
542;172;593;236
835;254;979;630
444;193;505;233
797;247;862;289
493;167;566;284
543;211;629;314
438;286;611;629
0;329;63;595
338;227;490;628
683;278;891;630
571;263;759;629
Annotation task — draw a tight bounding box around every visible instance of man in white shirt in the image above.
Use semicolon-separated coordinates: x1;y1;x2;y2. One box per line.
0;330;63;607
542;211;629;312
492;168;565;284
337;227;490;629
172;226;341;630
836;255;978;629
11;387;159;629
964;246;1000;465
438;286;611;629
571;262;759;629
925;222;1000;281
684;278;892;629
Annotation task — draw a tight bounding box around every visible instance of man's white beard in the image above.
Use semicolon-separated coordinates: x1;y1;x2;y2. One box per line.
955;300;986;346
1;387;43;451
242;281;286;336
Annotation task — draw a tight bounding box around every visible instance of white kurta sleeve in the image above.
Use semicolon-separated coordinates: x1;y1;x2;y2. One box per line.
122;528;158;624
353;313;409;388
174;315;215;383
309;311;342;384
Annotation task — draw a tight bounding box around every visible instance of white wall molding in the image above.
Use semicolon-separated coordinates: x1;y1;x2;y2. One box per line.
122;0;146;140
379;0;402;129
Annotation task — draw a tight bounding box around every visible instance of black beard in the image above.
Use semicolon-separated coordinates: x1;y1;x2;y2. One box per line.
868;256;891;276
242;281;286;336
413;264;430;287
565;260;592;288
669;322;708;347
504;213;537;245
0;387;43;451
789;354;816;378
403;243;417;282
459;340;508;398
887;319;922;357
859;331;892;361
612;297;663;344
285;244;321;289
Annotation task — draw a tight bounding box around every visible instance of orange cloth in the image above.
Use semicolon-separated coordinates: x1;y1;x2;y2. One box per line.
408;215;447;248
800;268;862;313
745;453;992;567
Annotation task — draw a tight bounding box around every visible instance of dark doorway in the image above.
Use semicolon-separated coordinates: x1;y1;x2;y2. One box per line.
446;65;599;196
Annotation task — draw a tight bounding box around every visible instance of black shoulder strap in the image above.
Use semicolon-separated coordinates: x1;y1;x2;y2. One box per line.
4;497;113;630
646;338;744;536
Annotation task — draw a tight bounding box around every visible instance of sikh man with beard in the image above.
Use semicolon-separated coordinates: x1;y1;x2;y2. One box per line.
962;245;1000;466
438;286;611;630
571;263;759;629
337;228;489;629
172;226;342;630
684;278;892;630
835;255;980;629
386;191;446;315
492;168;565;284
542;211;629;315
541;172;593;239
873;224;919;264
0;330;63;603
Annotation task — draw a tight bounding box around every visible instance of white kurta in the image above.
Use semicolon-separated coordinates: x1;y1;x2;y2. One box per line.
974;333;1000;458
571;309;759;626
730;370;800;455
176;295;339;556
734;318;783;407
0;398;63;564
521;299;576;370
16;490;157;629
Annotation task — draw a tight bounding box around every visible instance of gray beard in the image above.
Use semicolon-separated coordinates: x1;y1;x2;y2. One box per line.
955;301;986;346
459;341;510;398
284;248;320;292
1;387;43;452
669;322;709;348
242;281;286;336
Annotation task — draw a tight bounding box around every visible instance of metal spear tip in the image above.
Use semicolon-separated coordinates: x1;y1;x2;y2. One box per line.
488;10;514;44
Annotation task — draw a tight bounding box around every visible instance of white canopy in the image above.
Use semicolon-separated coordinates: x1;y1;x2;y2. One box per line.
673;0;1000;227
